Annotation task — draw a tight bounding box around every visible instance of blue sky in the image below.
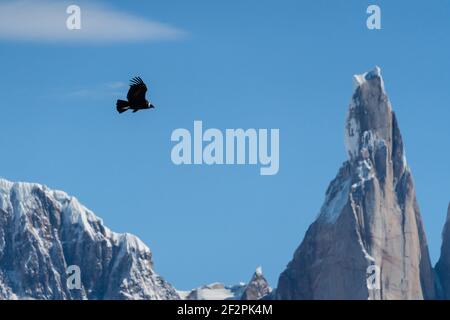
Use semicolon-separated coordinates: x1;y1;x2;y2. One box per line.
0;0;449;290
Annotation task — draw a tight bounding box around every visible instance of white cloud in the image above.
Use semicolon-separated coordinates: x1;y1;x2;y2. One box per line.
106;81;127;89
66;81;128;98
0;1;186;43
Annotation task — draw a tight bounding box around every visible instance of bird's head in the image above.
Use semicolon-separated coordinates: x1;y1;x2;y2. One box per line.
147;100;155;109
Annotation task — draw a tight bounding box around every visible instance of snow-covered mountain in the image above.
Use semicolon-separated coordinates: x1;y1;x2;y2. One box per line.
275;67;436;299
0;178;179;300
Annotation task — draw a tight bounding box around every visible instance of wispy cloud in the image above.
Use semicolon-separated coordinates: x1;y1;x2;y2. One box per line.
0;1;187;43
65;82;127;99
105;81;127;89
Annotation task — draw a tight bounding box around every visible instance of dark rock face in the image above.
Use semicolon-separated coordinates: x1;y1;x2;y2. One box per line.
241;267;271;300
0;179;179;300
435;204;450;299
275;67;436;300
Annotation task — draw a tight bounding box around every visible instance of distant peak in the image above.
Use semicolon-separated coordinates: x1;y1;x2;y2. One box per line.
241;266;272;300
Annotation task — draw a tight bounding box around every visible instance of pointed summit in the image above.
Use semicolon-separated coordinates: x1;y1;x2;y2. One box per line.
241;266;272;300
345;66;393;160
275;68;435;300
352;66;384;91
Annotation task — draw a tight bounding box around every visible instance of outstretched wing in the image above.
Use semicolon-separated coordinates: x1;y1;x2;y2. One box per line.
127;77;148;104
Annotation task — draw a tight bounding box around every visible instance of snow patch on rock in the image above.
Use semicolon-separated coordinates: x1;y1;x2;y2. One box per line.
318;177;351;224
183;282;246;300
352;66;384;92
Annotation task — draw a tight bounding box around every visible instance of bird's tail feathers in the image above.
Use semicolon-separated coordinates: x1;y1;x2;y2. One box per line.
116;100;130;113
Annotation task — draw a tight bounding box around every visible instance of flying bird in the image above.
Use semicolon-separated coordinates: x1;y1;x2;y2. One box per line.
116;77;155;113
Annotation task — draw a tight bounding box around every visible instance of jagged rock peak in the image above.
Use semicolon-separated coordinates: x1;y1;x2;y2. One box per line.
276;68;435;300
241;266;272;300
345;67;401;166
